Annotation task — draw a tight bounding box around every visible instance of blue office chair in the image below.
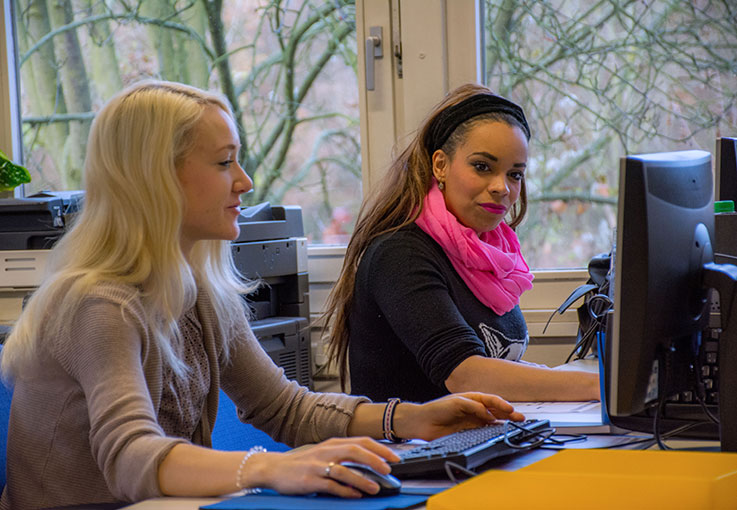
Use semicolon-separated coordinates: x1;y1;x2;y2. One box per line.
0;344;12;491
211;389;290;452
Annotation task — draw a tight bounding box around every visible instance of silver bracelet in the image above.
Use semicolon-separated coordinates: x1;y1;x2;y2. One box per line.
236;445;267;494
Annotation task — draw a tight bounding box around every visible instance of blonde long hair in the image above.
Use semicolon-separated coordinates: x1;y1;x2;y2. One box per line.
324;83;529;389
2;81;254;379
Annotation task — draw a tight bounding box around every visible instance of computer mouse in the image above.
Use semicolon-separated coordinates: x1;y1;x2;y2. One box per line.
340;461;402;497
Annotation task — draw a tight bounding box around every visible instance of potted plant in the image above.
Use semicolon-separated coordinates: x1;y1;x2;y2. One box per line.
0;150;31;198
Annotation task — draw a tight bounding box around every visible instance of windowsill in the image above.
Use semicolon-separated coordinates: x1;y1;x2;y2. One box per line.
307;244;348;257
307;243;589;281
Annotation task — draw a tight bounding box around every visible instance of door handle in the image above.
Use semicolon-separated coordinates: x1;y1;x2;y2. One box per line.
365;26;383;91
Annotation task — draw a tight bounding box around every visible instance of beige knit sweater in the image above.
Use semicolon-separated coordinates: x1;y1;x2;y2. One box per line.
0;283;366;509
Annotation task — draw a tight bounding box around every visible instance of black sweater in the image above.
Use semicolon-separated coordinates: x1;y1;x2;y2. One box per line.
348;224;529;402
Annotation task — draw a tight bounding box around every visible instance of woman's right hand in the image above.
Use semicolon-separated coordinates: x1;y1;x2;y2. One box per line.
244;437;400;498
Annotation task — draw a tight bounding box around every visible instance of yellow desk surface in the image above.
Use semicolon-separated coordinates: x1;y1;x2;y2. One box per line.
428;449;737;510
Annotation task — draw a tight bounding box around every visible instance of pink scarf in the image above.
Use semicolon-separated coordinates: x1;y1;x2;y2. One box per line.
415;181;534;315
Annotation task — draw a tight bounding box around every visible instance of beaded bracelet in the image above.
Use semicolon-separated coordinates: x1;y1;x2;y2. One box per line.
236;445;267;494
382;398;407;443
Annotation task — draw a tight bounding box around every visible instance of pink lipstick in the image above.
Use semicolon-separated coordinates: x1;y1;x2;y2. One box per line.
480;203;507;214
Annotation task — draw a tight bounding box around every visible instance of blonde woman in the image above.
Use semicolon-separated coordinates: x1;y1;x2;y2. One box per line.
0;81;523;509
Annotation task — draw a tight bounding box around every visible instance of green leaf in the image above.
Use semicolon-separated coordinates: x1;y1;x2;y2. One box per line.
0;150;32;191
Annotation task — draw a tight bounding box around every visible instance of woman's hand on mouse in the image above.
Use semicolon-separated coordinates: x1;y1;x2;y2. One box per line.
236;394;522;496
242;437;399;498
393;392;525;442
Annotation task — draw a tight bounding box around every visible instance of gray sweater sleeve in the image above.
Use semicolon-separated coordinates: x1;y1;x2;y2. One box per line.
54;297;187;501
219;318;369;446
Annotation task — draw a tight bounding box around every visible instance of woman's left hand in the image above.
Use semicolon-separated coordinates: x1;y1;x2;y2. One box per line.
393;392;525;442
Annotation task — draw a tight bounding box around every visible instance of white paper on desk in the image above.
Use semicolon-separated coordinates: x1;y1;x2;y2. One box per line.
513;401;600;413
512;401;607;431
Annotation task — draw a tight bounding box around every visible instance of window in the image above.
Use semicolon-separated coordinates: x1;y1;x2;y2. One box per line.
7;0;361;243
7;0;735;337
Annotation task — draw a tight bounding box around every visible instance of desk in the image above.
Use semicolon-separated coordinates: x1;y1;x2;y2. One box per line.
122;358;720;509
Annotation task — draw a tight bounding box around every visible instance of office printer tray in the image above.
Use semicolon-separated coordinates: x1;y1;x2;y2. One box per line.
235;204;303;243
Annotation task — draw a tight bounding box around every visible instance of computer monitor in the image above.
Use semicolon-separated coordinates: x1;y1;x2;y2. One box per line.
716;137;737;202
605;149;737;451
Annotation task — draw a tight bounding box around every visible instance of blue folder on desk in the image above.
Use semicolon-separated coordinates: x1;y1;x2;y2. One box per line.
200;488;444;510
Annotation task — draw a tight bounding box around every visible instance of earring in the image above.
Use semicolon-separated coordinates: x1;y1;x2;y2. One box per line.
438;181;445;191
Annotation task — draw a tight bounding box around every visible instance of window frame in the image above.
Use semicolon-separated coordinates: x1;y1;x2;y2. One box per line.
1;0;22;195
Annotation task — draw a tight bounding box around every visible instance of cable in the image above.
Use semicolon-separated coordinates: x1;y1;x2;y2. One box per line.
541;308;558;336
653;348;675;450
654;419;708;450
543;433;588;447
652;348;716;450
606;436;657;449
443;461;477;485
542;434;657;450
543;424;708;451
696;394;720;425
503;420;556;449
565;293;612;363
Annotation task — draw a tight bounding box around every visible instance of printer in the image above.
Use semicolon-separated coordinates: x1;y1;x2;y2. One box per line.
0;191;83;288
0;190;83;250
233;202;312;389
0;191;85;342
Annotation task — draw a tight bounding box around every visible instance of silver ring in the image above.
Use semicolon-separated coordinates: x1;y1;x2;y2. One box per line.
324;461;336;478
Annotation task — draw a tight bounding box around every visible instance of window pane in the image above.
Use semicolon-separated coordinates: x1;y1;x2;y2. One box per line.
13;0;360;243
483;0;737;269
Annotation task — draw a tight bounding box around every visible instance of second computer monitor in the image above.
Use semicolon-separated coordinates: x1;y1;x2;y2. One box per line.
607;150;714;419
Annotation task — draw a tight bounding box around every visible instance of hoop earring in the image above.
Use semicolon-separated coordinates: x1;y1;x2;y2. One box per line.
438;181;445;191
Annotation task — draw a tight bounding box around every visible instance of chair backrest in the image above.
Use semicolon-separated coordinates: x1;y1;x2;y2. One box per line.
211;389;290;452
0;344;12;490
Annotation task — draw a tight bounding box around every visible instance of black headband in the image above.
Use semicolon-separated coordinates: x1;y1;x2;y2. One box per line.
425;93;531;156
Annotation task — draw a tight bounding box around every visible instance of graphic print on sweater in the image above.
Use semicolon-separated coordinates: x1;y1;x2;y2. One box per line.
479;323;527;361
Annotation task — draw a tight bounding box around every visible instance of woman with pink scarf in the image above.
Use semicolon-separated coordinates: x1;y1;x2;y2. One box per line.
325;84;599;408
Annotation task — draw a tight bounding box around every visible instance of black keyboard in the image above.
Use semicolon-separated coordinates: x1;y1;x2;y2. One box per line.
389;419;551;478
